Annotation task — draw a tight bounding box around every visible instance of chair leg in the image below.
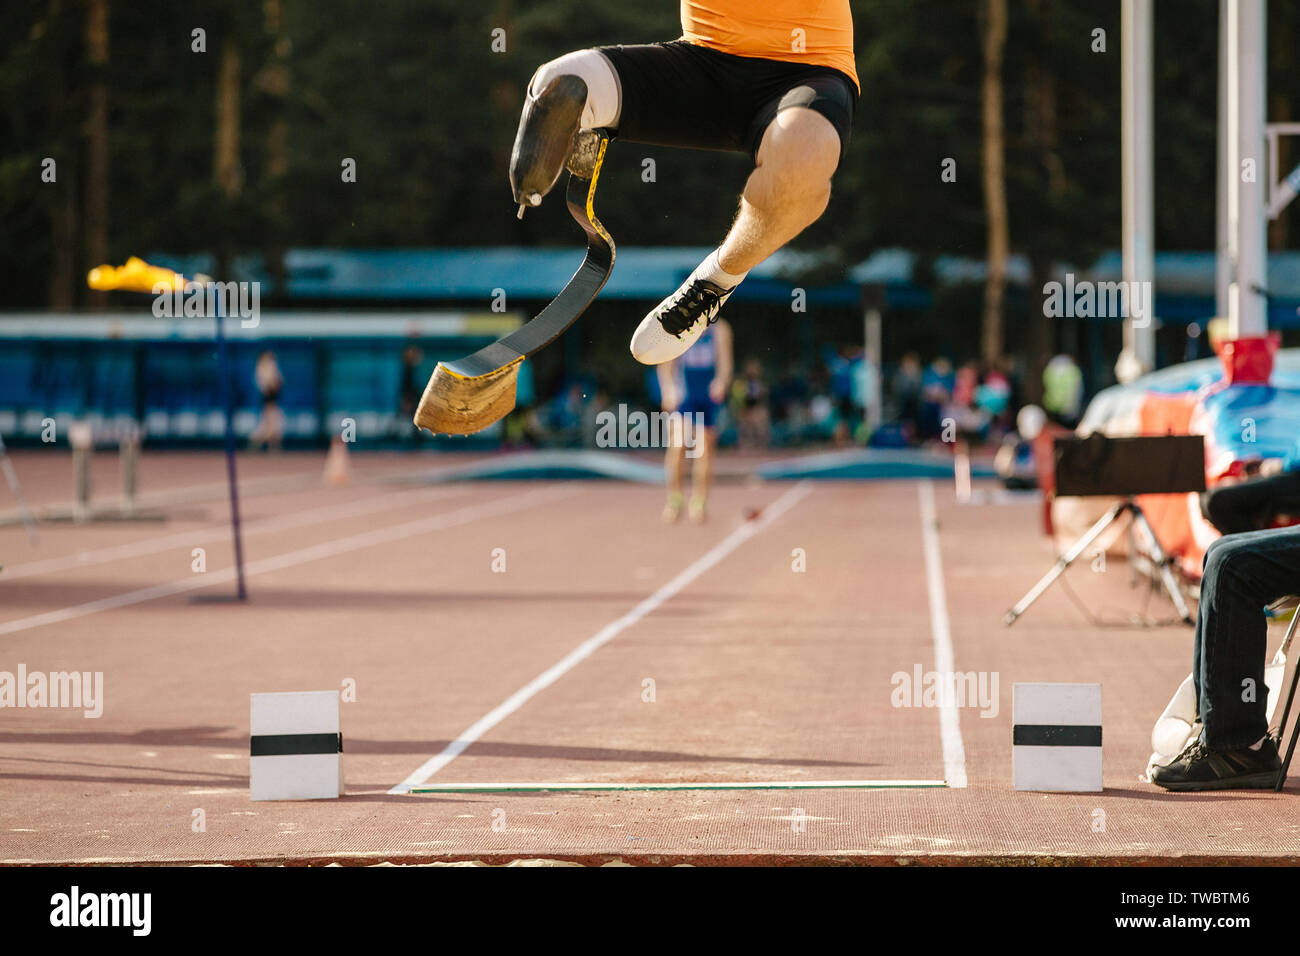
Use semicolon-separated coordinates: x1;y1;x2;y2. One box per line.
1274;609;1300;792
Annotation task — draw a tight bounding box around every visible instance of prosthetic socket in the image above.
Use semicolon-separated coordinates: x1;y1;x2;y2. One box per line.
509;74;589;219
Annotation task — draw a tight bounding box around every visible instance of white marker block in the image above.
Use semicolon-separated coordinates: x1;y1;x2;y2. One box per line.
250;691;343;801
1013;683;1102;792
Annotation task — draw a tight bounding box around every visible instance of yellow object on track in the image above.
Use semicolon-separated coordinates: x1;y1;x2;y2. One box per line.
87;256;193;293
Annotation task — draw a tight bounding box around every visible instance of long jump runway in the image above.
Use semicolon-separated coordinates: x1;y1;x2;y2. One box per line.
1;453;1297;864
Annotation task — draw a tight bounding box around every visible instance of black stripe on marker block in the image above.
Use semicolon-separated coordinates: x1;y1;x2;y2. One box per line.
250;733;343;756
1013;724;1102;747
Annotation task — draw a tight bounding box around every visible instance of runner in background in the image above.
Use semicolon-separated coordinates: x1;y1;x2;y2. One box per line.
249;349;284;452
658;318;733;523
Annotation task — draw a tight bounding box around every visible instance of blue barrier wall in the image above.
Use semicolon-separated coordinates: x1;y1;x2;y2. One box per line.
0;313;520;446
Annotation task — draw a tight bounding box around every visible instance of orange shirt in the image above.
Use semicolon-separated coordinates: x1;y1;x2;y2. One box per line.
680;1;858;90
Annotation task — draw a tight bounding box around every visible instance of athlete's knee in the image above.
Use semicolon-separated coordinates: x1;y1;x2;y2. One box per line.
1203;534;1234;575
1203;533;1260;596
528;49;621;130
746;110;839;217
1202;487;1232;531
758;108;842;184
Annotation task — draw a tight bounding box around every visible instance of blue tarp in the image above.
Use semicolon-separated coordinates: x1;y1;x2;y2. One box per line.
1198;384;1300;468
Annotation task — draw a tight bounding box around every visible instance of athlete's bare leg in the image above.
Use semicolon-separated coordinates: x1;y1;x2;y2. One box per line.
717;108;842;274
632;107;842;364
687;427;716;522
663;430;686;522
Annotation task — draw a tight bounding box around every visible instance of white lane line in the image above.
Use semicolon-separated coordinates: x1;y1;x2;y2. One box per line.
918;480;968;789
0;485;470;582
0;485;575;637
389;480;814;794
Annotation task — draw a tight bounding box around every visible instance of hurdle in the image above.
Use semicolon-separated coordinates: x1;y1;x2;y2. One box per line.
119;421;140;517
15;419;166;525
71;422;92;522
0;431;38;544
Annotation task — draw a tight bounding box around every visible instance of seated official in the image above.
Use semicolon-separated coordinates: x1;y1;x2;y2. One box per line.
1150;526;1300;790
1202;436;1300;536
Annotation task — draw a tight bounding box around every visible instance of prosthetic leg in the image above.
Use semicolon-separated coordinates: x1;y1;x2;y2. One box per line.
414;78;615;436
510;74;588;218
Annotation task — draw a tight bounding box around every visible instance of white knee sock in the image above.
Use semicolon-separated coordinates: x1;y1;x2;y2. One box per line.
694;249;747;290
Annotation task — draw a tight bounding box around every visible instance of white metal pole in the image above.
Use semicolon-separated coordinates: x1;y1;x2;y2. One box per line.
1216;0;1231;318
1230;0;1268;336
1226;0;1239;332
1118;0;1156;383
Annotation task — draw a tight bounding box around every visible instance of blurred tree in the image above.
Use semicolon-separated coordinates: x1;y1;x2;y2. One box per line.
84;0;109;308
43;0;79;308
0;0;1297;342
213;16;242;279
256;0;291;293
980;0;1008;365
1019;0;1073;400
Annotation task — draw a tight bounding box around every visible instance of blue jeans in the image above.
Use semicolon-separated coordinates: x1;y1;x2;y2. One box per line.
1194;526;1300;750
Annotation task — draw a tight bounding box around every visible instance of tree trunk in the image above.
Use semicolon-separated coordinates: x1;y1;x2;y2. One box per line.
84;0;110;308
263;0;289;295
47;0;75;308
214;36;243;278
1023;0;1066;402
980;0;1009;366
51;170;78;309
215;41;243;198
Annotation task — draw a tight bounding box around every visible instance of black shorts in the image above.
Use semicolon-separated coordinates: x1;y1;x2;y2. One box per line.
596;41;857;161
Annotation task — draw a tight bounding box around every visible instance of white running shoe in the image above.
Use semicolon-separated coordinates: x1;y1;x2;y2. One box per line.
630;276;734;365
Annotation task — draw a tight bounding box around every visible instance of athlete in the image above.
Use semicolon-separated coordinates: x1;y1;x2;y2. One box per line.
509;1;858;366
658;318;733;522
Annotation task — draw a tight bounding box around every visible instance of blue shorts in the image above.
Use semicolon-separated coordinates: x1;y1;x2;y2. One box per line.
679;398;719;429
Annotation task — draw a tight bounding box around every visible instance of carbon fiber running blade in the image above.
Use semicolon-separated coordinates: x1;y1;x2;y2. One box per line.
414;134;614;436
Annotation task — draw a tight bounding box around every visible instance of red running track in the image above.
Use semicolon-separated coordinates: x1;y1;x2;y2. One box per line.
0;451;1296;864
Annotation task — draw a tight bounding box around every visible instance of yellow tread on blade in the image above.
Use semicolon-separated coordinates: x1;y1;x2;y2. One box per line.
413;357;524;436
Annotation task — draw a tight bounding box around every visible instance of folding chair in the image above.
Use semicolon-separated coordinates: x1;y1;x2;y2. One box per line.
1271;600;1300;791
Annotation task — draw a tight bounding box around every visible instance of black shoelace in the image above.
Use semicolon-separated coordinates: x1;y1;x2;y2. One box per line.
659;281;723;337
1176;738;1208;762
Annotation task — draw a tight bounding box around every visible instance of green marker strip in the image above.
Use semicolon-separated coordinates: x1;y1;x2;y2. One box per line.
409;779;948;793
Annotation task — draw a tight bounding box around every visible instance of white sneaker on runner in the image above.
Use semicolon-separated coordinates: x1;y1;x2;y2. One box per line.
630;276;735;365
